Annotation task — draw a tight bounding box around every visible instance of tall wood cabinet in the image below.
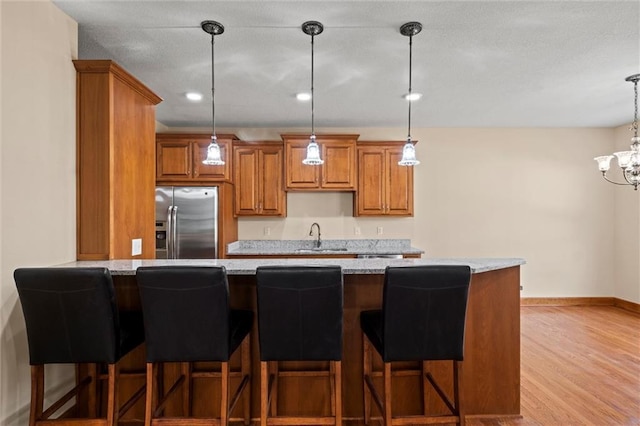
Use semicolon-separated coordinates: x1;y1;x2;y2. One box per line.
156;133;236;183
283;134;358;191
74;60;162;260
355;141;414;216
233;141;286;216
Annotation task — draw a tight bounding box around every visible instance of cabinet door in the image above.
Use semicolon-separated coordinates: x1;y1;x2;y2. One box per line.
285;140;321;189
156;140;192;180
259;148;286;216
322;142;356;189
356;148;386;215
193;138;231;181
386;149;413;216
233;148;259;215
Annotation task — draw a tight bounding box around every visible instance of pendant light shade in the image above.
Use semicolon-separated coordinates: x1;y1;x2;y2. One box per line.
301;21;324;166
398;21;422;167
202;20;225;166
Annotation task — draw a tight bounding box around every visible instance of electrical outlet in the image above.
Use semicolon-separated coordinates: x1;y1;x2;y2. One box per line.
520;285;523;291
354;226;361;235
377;226;383;235
131;238;142;256
264;227;271;236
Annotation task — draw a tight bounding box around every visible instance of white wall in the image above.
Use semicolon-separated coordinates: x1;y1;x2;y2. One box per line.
0;1;77;424
167;126;616;299
613;124;640;303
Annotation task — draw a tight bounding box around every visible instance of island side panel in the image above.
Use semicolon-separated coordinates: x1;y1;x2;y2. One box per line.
463;266;521;416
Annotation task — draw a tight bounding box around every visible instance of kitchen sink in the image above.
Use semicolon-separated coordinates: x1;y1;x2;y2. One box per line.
295;247;348;253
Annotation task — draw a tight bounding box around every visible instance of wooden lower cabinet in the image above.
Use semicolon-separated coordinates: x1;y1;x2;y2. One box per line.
233;141;286;216
102;267;520;422
356;142;414;216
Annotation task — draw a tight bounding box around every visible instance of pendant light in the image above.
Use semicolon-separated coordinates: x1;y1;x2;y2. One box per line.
593;74;640;190
202;20;225;166
398;22;422;166
301;21;324;165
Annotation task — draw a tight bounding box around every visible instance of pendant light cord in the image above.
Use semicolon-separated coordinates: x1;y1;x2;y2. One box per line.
311;33;315;136
407;34;413;141
211;33;216;139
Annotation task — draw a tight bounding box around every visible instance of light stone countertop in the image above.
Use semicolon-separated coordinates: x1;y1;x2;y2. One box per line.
226;239;424;256
56;258;525;276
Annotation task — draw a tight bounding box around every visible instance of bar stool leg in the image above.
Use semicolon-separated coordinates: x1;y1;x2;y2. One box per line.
270;361;278;416
362;333;372;425
383;362;392;426
241;335;251;426
260;361;269;426
106;364;118;426
334;361;342;426
454;360;465;426
330;361;336;416
181;362;192;417
29;365;44;426
220;361;230;426
144;363;154;426
422;360;429;416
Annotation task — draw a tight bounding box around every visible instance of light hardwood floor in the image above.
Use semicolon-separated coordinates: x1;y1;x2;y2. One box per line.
468;306;640;426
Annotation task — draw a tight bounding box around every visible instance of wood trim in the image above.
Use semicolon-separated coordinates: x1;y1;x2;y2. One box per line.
614;298;640;314
521;297;640;314
356;140;419;147
73;60;162;105
156;133;239;141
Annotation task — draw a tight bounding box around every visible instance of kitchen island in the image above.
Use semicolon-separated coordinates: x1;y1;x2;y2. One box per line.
59;257;525;423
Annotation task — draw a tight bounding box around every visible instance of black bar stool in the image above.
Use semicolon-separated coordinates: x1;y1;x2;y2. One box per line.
136;266;252;426
360;265;471;426
255;265;343;426
14;267;146;426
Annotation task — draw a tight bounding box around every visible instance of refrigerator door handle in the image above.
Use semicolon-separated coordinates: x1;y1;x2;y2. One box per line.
172;205;179;259
166;206;174;259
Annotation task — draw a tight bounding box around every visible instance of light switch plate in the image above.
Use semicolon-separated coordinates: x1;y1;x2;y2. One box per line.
132;238;142;256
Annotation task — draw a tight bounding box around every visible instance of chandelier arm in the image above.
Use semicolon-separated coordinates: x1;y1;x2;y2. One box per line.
601;172;632;186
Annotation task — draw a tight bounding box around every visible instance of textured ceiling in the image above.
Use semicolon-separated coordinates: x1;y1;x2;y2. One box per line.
53;0;640;129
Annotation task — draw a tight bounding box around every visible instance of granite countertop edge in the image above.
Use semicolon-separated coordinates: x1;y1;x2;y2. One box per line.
56;258;526;276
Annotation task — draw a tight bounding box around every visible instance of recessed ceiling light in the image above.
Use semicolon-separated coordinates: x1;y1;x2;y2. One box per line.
186;92;203;101
296;92;312;101
404;92;422;101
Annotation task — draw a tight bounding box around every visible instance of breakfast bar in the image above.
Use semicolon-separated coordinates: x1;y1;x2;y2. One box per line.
60;257;525;423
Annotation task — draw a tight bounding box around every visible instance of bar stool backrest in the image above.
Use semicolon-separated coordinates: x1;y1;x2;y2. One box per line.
136;266;231;362
382;265;471;362
256;266;343;361
14;267;119;364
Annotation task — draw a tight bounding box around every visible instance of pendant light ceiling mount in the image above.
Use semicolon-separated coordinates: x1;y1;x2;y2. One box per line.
398;21;422;167
301;20;324;166
201;19;225;166
302;21;323;37
201;20;224;36
400;21;422;37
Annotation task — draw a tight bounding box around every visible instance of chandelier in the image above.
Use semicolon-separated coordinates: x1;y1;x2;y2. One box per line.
594;74;640;190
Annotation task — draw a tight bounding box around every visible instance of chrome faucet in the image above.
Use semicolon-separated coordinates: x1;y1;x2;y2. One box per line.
309;222;321;248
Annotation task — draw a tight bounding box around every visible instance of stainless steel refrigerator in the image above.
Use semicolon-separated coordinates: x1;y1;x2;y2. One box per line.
155;187;219;259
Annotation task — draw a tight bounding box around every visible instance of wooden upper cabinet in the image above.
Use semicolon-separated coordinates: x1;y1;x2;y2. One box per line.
233;141;286;216
74;60;162;260
356;141;414;216
283;134;358;191
156;133;235;183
